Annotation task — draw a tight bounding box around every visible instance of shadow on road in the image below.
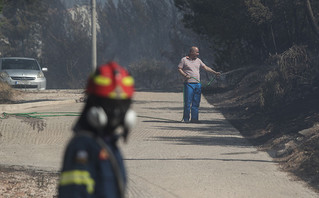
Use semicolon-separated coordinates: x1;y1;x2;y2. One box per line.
124;158;274;163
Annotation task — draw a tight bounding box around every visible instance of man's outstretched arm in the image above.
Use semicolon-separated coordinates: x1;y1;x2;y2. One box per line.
202;65;221;76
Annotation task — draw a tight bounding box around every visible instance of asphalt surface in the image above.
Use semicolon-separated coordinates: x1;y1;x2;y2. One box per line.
0;91;318;197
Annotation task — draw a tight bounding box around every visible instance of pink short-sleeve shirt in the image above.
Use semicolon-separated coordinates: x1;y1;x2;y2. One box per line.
178;57;205;83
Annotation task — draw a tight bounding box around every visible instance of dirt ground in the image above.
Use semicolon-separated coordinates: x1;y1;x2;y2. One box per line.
0;89;84;198
203;67;319;192
0;166;59;198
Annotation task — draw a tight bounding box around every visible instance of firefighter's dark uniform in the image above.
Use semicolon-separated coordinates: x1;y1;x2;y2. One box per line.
58;61;135;198
58;131;127;198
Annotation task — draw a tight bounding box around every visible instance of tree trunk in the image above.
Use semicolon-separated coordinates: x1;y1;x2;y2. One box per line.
305;0;319;37
270;24;278;53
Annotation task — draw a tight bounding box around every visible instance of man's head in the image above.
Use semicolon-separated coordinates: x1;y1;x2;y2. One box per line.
189;46;199;59
76;61;136;141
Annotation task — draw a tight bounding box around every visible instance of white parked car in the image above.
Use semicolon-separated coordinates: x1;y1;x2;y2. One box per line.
0;57;48;90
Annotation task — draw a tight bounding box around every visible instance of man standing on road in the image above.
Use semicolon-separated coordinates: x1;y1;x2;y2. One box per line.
58;61;136;198
178;46;221;123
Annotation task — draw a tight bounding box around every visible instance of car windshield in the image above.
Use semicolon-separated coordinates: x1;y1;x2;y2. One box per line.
1;59;40;70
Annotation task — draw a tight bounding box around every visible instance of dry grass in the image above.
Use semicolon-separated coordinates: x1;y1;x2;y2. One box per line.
0;82;16;103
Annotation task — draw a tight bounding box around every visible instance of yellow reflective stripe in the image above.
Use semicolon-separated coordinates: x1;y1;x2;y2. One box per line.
59;170;95;194
122;76;134;86
94;75;112;86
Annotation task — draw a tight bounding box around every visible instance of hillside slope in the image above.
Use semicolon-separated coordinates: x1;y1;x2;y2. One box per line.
203;66;319;192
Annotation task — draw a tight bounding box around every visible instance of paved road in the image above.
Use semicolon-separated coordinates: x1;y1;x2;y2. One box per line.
0;91;317;197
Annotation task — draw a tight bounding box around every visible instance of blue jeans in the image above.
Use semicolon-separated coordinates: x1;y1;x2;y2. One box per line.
183;83;201;122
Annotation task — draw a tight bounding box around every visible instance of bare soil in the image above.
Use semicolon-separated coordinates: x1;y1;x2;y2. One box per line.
0;166;59;198
0;89;84;198
203;67;319;192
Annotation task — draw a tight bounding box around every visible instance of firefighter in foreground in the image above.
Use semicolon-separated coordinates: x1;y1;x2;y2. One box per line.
58;61;136;198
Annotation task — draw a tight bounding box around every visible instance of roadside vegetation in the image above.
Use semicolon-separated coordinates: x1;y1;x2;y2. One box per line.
128;59;180;90
175;0;319;107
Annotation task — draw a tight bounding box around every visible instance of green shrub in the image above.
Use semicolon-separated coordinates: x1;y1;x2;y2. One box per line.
259;70;284;108
128;59;179;90
260;45;314;109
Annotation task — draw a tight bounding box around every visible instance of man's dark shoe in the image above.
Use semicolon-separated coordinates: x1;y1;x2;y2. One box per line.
190;120;201;123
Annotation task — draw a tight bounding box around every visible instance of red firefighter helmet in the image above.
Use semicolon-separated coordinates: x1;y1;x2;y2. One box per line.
86;61;134;99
